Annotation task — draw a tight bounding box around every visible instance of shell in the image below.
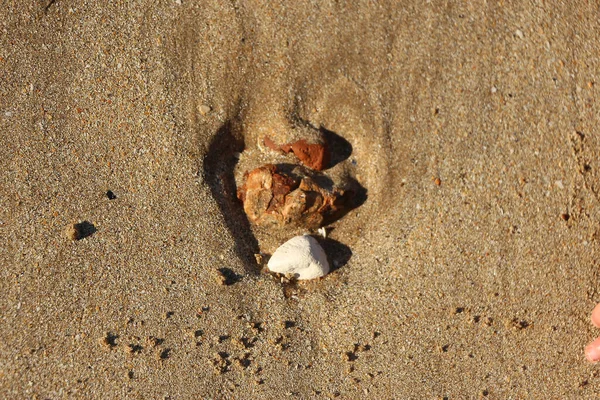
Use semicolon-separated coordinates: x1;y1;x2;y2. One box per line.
237;164;347;229
267;235;330;280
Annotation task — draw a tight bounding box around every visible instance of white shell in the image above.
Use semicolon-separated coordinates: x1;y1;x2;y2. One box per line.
318;227;327;238
267;235;330;280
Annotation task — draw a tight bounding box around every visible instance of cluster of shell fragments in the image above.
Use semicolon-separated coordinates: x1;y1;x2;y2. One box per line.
235;124;356;280
236;164;347;230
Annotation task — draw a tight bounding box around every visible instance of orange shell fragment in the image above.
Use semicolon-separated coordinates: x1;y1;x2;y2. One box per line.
237;164;345;229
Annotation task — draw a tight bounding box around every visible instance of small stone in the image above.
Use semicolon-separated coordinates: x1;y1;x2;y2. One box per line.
65;221;96;240
214;269;228;285
123;343;142;355
123;343;135;354
66;225;80;240
452;307;465;315
267;235;330;280
156;348;171;361
555;180;564;189
98;332;118;350
214;268;242;286
198;104;211;115
145;336;162;347
507;318;530;330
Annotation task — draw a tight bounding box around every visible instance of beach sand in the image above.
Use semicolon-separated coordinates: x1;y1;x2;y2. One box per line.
2;1;600;398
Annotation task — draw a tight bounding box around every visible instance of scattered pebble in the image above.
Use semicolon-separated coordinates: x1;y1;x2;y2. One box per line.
66;221;96;240
267;235;330;280
210;351;231;374
283;320;296;329
66;225;81;241
156;348;171;361
145;336;163;348
507;318;530;330
98;332;118;350
215;267;243;285
198;104;211;115
452;307;465;315
123;343;143;355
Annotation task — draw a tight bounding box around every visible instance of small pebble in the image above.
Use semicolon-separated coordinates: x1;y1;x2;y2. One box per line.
555;180;564;189
198;104;211;115
65;221;96;240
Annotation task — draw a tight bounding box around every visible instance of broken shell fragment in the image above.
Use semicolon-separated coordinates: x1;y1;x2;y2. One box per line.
237;164;348;229
264;136;329;171
267;235;330;280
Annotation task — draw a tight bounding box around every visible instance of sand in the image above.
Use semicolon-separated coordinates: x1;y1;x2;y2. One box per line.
2;1;600;398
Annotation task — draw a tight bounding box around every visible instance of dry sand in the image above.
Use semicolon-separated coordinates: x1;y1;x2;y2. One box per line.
2;1;600;398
